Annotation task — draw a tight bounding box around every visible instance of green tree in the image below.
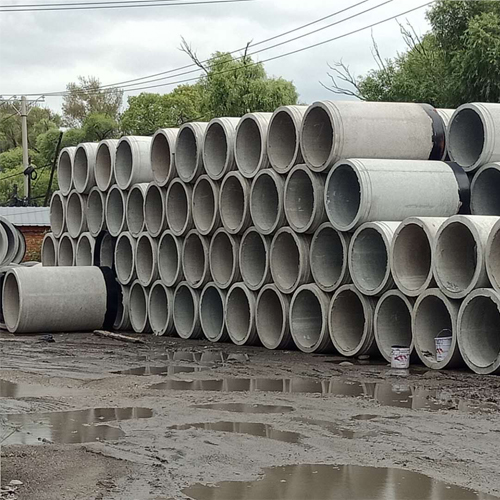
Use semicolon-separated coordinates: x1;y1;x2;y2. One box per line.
81;113;120;141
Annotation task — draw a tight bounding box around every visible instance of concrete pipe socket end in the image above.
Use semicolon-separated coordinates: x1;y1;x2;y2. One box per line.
144;183;167;237
73;142;98;194
114;284;131;331
173;282;202;339
290;284;332;354
115;232;137;285
86;187;106;237
470;162;500;215
250;169;285;235
41;233;58;266
182;230;210;289
76;233;96;266
95;139;119;192
239;227;271;291
58;233;76;266
126;183;148;237
192;175;221;235
148;280;174;336
129;280;152;333
158;230;183;287
50;191;66;238
219;171;251;235
225;283;259;346
328;284;377;357
209;229;240;289
166;179;193;236
105;185;127;237
115;136;153;190
151;128;179;187
135;232;158;287
57;147;76;196
66;190;88;239
176;122;208;183
99;232;116;269
200;282;228;342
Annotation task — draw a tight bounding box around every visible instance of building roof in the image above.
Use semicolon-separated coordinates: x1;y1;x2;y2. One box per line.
0;207;50;226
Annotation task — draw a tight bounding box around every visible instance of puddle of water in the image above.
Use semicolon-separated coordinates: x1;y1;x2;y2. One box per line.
1;407;152;445
351;414;379;421
293;417;370;439
183;464;498;500
193;403;294;414
113;365;209;376
0;379;71;398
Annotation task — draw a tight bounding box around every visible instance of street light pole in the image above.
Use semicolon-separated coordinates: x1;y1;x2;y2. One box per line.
20;95;30;202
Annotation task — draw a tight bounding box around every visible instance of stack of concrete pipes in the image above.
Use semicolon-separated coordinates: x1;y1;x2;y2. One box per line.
43;100;500;375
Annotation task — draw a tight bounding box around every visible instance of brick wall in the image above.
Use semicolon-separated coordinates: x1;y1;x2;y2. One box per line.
18;226;49;262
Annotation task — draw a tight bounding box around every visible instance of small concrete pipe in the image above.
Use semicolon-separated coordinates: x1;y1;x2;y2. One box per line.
73;142;99;194
126;183;148;237
309;222;350;293
98;232;116;269
199;282;229;342
114;284;131;331
182;230;210;289
284;164;327;233
166;178;193;236
158;230;183;287
57;147;76;196
374;290;415;363
203;117;240;180
219;171;251;235
105;185;127;237
76;232;96;266
256;284;293;350
225;282;259;346
41;233;58;266
412;288;462;369
135;232;158;287
486;219;500;292
148;280;174;336
390;217;447;297
2;266;120;333
173;281;203;339
239;227;271;291
151;128;179;187
0;217;20;266
433;215;500;299
86;187;106;237
50;191;66;238
328;284;378;357
457;288;500;374
176;122;209;183
115;232;136;285
115;136;153;190
470;163;500;215
235;112;273;178
144;182;167;237
250;169;285;235
267;105;308;174
129;280;152;333
324;159;462;232
447;103;500;172
289;283;333;353
349;221;400;297
66;190;88;239
300;101;446;172
209;228;240;289
95;139;119;192
270;227;311;294
192;175;221;235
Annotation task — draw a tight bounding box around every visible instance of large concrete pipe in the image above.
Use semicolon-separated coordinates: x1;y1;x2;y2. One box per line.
129;280;152;333
300;101;446;172
437;108;455;160
374;290;415;363
192;175;221;235
412;288;462;369
114;284;131;331
433;215;500;299
0;217;20;266
66;190;88;239
41;233;58;266
390;217;447;297
73;142;98;194
115;136;153;190
235;112;273;178
49;191;66;238
256;284;293;350
158;230;183;287
209;228;240;289
239;227;271;291
135;232;158;287
486;219;500;292
115;232;136;285
203;117;240;180
151;128;179;187
225;282;259;346
126;183;148;237
219;171;251;235
166;178;193;236
199;282;229;342
98;232;115;269
249;169;285;235
289;283;333;353
349;221;400;296
270;227;311;294
309;222;350;293
267;105;308;174
76;232;96;266
457;288;500;374
2;266;120;333
324;159;463;232
328;284;377;357
284;164;326;234
57;147;76;196
173;281;203;339
144;182;167;237
176;122;208;183
470;163;500;215
148;280;174;336
105;185;127;237
182;230;210;289
86;187;106;237
12;228;25;265
447;103;500;172
95;139;119;192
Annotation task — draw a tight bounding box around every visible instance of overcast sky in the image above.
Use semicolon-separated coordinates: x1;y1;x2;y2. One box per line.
0;0;431;114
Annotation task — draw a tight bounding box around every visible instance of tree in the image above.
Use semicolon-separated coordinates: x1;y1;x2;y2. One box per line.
81;113;119;141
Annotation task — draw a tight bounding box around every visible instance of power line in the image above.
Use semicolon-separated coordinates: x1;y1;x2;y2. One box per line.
0;0;187;7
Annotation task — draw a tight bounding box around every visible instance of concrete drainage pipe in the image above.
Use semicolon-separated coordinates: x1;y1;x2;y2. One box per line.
166;178;193;236
290;284;333;353
135;232;158;287
76;232;96;266
73;142;98;194
148;280;174;336
173;282;203;339
209;228;240;289
219;171;251;235
151;128;179;187
158;230;183;287
129;280;152;333
470;163;500;215
239;227;271;291
486;219;500;293
225;283;259;346
66;190;88;239
126;183;148;237
86;187;106;237
114;284;131;331
328;284;378;357
182;230;210;289
0;218;18;266
176;122;208;183
115;232;137;285
41;233;58;266
192;175;221;235
98;232;116;269
57;147;76;196
58;233;76;266
105;185;127;237
115;136;153;190
95;139;119;192
49;191;66;238
144;183;167;237
199;282;229;342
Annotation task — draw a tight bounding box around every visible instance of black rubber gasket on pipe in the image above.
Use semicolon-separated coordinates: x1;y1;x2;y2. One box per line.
420;104;446;161
99;266;121;330
446;161;471;215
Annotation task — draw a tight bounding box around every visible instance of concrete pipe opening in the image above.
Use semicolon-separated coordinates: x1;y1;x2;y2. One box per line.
225;284;257;345
204;122;228;179
182;231;209;288
115;233;136;285
87;188;105;237
193;176;219;235
144;184;166;237
220;172;250;234
250;170;284;235
235;118;263;177
99;232;115;269
129;282;150;333
114;140;133;189
176;123;207;183
50;192;65;238
471;164;500;215
158;231;183;287
210;230;239;289
166;180;192;236
151;129;177;186
76;233;94;266
58;234;75;266
148;281;173;336
126;184;147;237
268;109;298;172
41;234;57;266
200;283;227;342
3;272;20;332
300;105;333;171
448;108;485;170
66;191;87;238
173;283;201;339
239;228;270;290
58;149;73;195
73;147;89;193
136;233;157;286
106;186;126;237
95;141;114;191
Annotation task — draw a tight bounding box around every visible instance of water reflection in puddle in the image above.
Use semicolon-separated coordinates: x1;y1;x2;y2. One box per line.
113;365;209;376
183;464;498;500
193;403;294;414
0;379;71;398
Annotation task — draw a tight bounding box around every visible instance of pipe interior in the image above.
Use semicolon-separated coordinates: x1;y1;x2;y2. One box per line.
200;286;224;339
236;119;262;175
286;169;314;228
67;194;83;235
329;290;365;352
151;133;172;184
130;285;147;330
174;285;195;336
301;106;333;168
251;174;280;231
448;108;485;168
256;288;283;346
193;179;215;232
204;122;227;177
96;143;112;188
184;234;206;285
59;237;74;266
99;233;115;268
42;237;56;266
221;176;245;231
311;226;344;288
176;128;197;179
271;232;299;290
211;232;234;285
291;289;322;349
114;288;126;329
3;273;19;330
107;189;125;234
58;151;72;193
268;111;296;169
77;237;92;266
376;295;412;355
150;284;168;333
73;148;88;190
240;232;267;287
326;164;360;228
116;237;134;281
137;236;154;282
50;195;64;235
226;287;251;342
87;190;104;234
115;141;133;187
472;168;500;215
145;186;164;234
127;188;145;235
167;183;189;233
159;234;180;284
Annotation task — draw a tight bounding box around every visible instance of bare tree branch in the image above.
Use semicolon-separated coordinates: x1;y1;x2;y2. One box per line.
179;37;208;74
370;29;386;72
319;61;365;100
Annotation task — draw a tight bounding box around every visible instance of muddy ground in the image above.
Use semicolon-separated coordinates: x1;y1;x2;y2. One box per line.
2;331;500;499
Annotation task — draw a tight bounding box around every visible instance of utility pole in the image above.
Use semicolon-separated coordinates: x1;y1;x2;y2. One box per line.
20;96;30;202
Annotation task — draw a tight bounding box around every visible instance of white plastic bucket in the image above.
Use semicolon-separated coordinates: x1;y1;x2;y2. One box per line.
391;346;410;369
435;336;452;362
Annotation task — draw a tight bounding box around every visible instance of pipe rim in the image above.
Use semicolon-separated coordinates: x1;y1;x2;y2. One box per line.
182;230;210;289
66;190;86;238
166;179;192;236
203;118;238;180
76;233;95;266
57;148;74;196
58;233;76;266
126;184;147;237
86;187;106;237
239;227;270;291
41;233;58;266
209;228;239;289
151;128;177;186
73;143;94;194
256;284;290;350
136;232;158;287
470;163;500;215
192;175;220;235
95;140;117;192
235;113;268;178
176;123;205;183
3;270;21;332
115;137;136;190
158;230;183;287
115;233;136;285
129;280;149;333
50;191;66;238
219;171;250;234
144;183;167;237
225;283;256;345
105;185;127;237
199;282;227;342
148;280;173;336
173;281;200;339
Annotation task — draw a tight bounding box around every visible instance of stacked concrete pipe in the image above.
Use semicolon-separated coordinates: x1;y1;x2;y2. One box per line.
225;282;259;346
219;171;251;234
58;233;76;266
151;128;179;187
86;187;106;237
166;178;193;236
126;183;148;237
76;232;96;266
41;233;58;266
148;280;174;336
57;147;76;196
95;139;119;192
129;280;152;333
470;163;500;215
73;142;98;194
0;216;25;266
144;183;167;237
199;282;228;342
115;136;153;189
176;122;208;183
105;185;127;237
49;191;67;238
